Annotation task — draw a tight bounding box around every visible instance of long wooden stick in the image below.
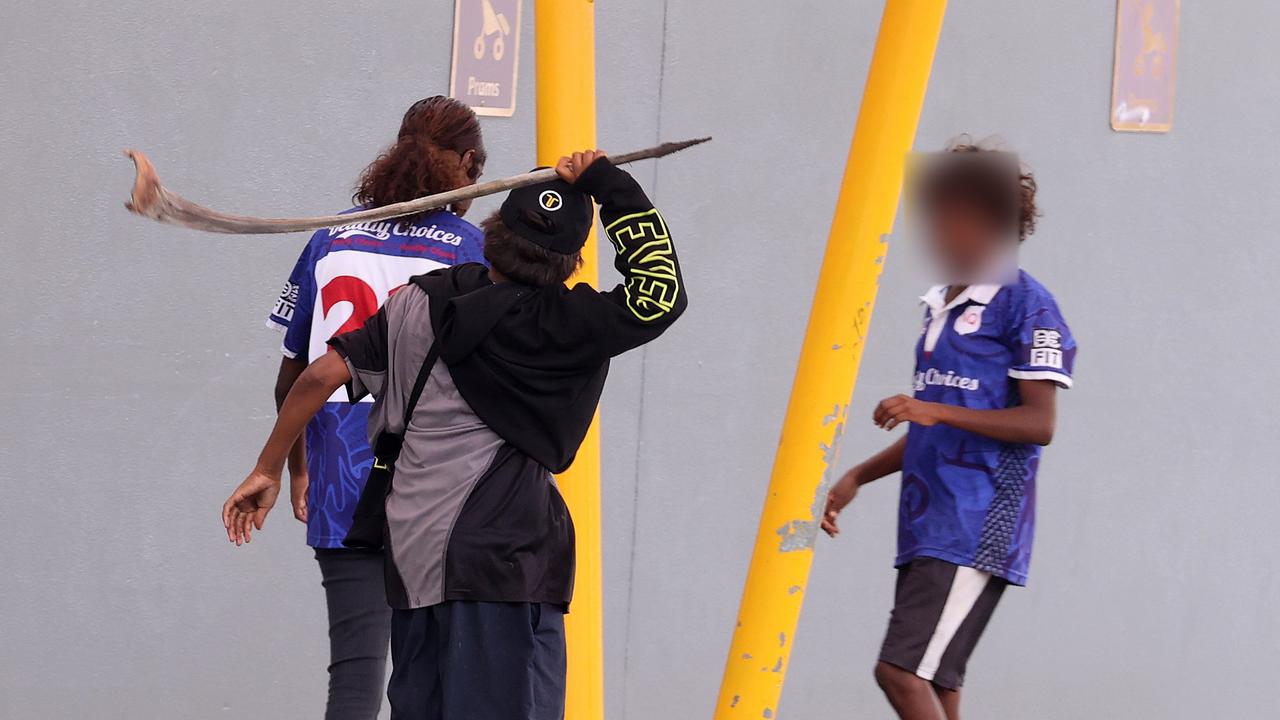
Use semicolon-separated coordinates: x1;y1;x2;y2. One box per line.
124;137;710;235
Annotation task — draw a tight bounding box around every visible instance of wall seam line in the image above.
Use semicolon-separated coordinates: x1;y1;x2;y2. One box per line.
619;2;670;718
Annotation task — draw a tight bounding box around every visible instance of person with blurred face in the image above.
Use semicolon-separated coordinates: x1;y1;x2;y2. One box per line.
228;149;687;720
264;96;487;720
823;142;1078;720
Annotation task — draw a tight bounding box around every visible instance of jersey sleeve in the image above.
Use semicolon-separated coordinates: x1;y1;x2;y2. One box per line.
1007;286;1077;388
572;159;688;358
327;305;389;402
270;234;322;360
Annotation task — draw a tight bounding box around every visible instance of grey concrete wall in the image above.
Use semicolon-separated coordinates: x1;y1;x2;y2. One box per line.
2;1;1275;718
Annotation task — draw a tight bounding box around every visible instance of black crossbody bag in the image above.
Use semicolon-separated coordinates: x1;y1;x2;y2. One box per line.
342;339;441;550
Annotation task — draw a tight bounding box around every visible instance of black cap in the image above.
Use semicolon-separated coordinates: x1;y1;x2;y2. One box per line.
498;171;594;255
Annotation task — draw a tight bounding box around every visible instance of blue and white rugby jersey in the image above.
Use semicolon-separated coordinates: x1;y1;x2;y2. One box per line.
898;270;1076;585
267;209;485;548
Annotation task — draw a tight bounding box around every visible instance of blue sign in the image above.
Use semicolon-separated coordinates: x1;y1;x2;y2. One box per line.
450;0;522;117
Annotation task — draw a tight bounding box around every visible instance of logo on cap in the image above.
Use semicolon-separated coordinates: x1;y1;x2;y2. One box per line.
539;190;563;212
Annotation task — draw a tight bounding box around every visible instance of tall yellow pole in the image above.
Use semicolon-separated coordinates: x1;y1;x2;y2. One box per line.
714;2;946;718
535;3;603;719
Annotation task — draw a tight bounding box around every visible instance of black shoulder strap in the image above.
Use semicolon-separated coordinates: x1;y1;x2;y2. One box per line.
400;338;441;432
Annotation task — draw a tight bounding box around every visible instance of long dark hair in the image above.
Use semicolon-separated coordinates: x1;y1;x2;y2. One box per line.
353;96;487;215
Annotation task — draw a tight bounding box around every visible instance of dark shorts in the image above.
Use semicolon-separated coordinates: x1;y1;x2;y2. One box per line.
388;601;566;720
879;557;1007;690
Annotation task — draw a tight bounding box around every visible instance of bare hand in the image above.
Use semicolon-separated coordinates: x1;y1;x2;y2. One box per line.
873;394;943;431
822;470;861;537
222;468;282;546
290;472;309;524
555;149;608;184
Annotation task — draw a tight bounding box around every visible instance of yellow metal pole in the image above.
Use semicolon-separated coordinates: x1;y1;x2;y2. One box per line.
535;2;603;719
714;2;946;718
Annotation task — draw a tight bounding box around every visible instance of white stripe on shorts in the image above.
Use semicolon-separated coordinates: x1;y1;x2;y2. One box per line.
915;566;991;681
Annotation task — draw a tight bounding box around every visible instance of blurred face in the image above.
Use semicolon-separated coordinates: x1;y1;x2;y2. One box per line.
925;197;1006;282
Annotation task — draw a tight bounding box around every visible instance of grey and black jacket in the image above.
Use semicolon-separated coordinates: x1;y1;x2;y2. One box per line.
329;160;686;610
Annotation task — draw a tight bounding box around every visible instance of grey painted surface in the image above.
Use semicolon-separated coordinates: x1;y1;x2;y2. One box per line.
1;2;1275;718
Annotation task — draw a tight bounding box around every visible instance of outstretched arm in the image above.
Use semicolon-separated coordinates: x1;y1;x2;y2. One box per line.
223;352;351;545
873;379;1057;446
823;381;1056;538
822;436;907;537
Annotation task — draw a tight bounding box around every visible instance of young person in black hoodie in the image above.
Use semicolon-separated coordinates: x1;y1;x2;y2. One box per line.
222;150;686;720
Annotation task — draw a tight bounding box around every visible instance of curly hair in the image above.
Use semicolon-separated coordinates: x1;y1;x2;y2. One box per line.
939;137;1039;241
481;210;583;287
353;96;487;214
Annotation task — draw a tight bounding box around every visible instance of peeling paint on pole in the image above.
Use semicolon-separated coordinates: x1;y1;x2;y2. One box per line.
775;519;817;552
715;2;947;717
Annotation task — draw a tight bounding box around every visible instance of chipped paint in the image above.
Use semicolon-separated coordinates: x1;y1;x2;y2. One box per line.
763;709;774;719
776;424;851;553
821;403;842;425
772;657;783;673
852;307;867;342
775;519;815;552
787;585;802;595
731;695;740;708
779;632;787;647
819;428;844;469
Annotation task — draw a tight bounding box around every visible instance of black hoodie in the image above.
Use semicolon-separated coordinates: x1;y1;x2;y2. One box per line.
413;158;687;473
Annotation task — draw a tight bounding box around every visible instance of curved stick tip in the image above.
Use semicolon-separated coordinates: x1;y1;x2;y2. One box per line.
125;149;163;218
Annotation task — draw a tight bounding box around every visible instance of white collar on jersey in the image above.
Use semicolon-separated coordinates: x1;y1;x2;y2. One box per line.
919;283;1002;316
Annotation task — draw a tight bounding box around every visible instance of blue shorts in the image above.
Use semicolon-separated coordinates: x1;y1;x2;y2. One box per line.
388;601;566;720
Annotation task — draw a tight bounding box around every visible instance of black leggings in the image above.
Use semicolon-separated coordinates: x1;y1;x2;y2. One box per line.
314;548;393;720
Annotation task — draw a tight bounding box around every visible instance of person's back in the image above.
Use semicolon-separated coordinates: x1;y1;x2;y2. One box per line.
269;208;484;545
263;95;488;720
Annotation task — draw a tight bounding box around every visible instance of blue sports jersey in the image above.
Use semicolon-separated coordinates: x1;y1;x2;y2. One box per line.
898;270;1076;585
267;209;485;548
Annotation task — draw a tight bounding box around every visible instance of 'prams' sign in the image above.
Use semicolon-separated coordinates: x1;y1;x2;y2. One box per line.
450;0;522;117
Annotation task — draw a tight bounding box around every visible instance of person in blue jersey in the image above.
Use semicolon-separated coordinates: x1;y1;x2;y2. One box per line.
264;96;487;720
822;143;1077;720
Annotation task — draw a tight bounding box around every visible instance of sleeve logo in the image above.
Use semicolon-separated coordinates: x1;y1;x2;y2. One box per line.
1029;327;1064;369
604;209;680;321
273;280;299;321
